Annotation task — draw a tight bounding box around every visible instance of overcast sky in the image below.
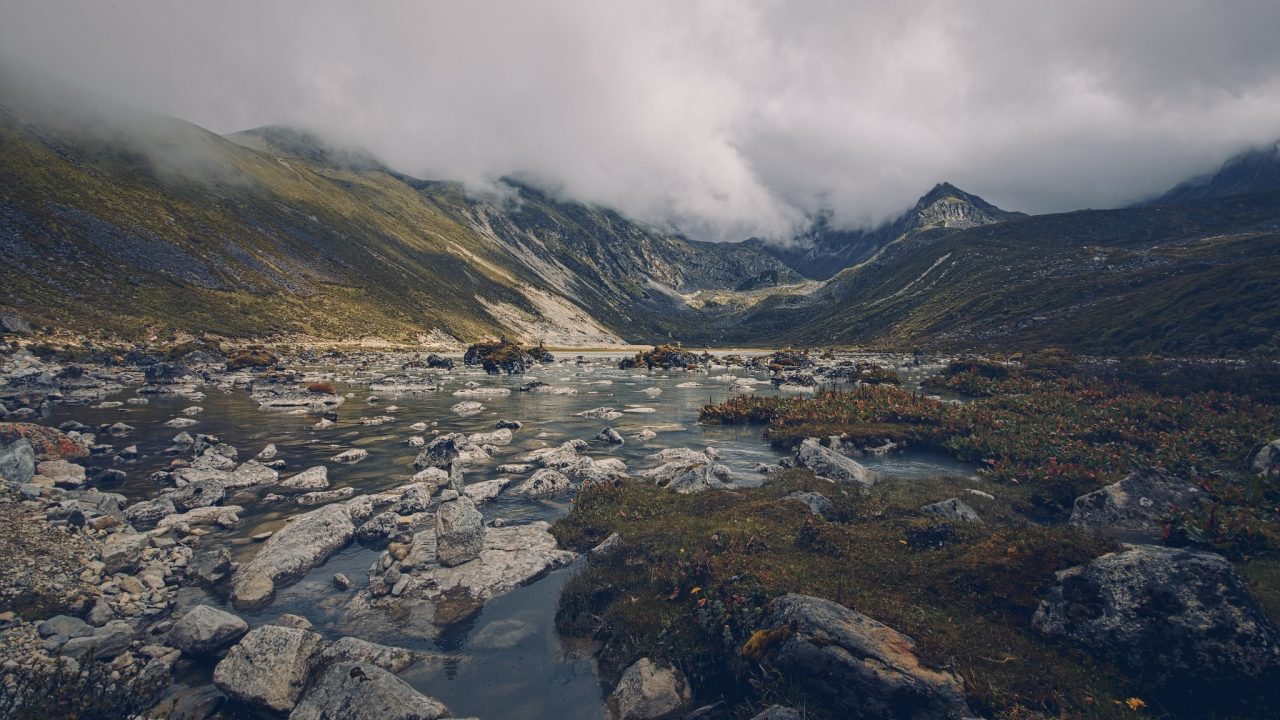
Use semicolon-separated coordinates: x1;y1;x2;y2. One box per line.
2;0;1279;241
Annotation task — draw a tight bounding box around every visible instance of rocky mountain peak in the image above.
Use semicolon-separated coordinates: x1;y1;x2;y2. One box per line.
910;182;1017;231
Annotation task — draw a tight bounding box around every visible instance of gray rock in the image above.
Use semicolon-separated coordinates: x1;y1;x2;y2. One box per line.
920;497;982;523
1033;545;1280;687
318;636;422;673
62;620;135;661
290;661;451;720
413;432;468;470
166;477;227;512
330;448;368;465
0;438;35;484
0;311;32;334
596;426;625;444
231;503;356;608
38;615;91;639
296;487;356;506
784;491;835;518
1069;468;1199;537
333;573;353;590
512;468;572;498
36;459;86;488
608;658;691;720
750;594;967;720
1252;438;1280;479
189;547;234;586
124;498;177;530
749;707;802;720
436;496;485;567
100;531;151;574
213;625;326;714
169;605;249;655
227;460;279;488
795;438;876;486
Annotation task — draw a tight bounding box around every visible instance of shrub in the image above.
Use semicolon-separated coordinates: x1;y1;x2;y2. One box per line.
306;381;335;394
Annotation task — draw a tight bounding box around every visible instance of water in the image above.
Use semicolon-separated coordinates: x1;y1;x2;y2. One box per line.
40;350;970;717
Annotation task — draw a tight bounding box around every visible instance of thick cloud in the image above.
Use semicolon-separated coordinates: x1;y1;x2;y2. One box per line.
2;0;1278;240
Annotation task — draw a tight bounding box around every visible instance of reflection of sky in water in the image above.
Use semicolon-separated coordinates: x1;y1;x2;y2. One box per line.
42;351;970;719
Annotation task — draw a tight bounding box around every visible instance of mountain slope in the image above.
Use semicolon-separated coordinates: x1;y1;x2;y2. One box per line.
748;183;1025;280
0;59;794;345
1150;141;1280;205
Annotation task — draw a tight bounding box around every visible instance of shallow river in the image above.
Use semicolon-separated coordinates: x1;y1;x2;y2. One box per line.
44;351;971;718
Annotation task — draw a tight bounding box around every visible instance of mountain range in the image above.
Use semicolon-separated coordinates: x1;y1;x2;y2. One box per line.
2;58;1278;355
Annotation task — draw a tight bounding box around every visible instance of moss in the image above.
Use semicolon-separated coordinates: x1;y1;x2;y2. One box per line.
225;348;278;371
552;472;1141;719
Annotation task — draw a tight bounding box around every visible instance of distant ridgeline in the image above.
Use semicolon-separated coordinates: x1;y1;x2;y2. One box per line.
1;58;1277;356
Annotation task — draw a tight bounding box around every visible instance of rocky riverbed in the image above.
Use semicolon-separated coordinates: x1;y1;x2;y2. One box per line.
0;342;965;719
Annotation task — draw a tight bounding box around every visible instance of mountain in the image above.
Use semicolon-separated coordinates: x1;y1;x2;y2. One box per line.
748;182;1024;280
1150;141;1280;205
0;58;794;345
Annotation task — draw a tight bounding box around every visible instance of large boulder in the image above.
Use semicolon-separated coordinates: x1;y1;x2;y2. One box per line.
0;422;89;460
511;468;572;498
1033;545;1280;688
280;466;330;490
290;661;451;720
746;594;967;720
231;503;355;608
213;624;327;714
318;636;423;674
436;496;484;567
608;658;691;720
1069;468;1201;537
794;439;876;487
168;604;249;655
920;498;982;524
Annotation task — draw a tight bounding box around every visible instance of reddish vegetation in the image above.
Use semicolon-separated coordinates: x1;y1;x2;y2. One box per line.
306;382;336;394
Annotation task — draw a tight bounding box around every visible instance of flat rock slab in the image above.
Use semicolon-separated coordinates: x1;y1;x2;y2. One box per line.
231;503;355;608
213;624;326;714
290;661;452;720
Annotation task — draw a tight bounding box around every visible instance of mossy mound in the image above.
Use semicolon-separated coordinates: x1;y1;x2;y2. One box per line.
619;345;701;370
463;340;536;375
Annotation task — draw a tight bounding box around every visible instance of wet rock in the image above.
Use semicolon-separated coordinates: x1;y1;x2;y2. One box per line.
467;428;513;446
1069;468;1199;537
165;477;227;511
795;438;876;486
213;624;327;714
748;594;967;720
169;605;249;655
608;658;691;720
1033;545;1280;688
451;400;484;416
159;505;242;531
464;477;511;505
318;636;422;673
333;573;353;590
280;465;329;490
511;468;572;498
413;432;468;470
290;661;452;720
596;426;625;444
257;443;278;460
471;618;536;650
297;487;356;506
231;503;356;608
436;496;484;567
330;448;368;465
226;460;278;488
496;419;523;430
920;498;982;523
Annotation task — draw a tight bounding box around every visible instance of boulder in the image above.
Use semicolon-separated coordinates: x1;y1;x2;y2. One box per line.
169;605;249;655
37;459;86;488
1033;545;1280;688
213;625;327;714
0;438;36;484
795;439;876;486
920;498;982;523
783;491;835;519
165;477;227;512
0;311;31;334
1252;439;1280;479
280;465;330;490
1069;468;1199;537
749;707;802;720
0;422;89;459
231;503;356;608
100;531;151;574
413;432;468;470
511;468;572;498
318;636;423;673
596;427;625;445
436;496;484;567
746;594;967;720
227;460;278;488
123;498;177;530
330;449;368;465
608;658;691;720
290;662;451;720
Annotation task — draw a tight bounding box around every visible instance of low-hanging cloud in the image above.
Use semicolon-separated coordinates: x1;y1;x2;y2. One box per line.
2;0;1279;241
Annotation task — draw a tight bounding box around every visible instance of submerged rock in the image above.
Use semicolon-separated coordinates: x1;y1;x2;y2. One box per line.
747;594;968;720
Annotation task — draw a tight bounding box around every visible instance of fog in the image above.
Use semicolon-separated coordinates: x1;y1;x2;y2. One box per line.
3;0;1278;241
